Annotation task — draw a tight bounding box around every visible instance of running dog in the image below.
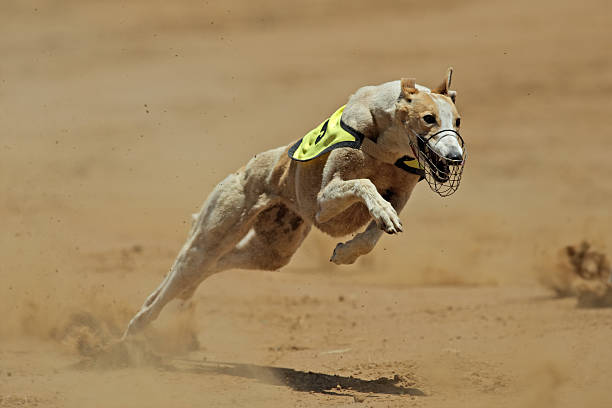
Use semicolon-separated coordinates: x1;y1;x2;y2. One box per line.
123;68;466;337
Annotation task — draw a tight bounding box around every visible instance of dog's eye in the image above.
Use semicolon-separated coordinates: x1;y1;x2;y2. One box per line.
455;118;461;127
423;114;436;125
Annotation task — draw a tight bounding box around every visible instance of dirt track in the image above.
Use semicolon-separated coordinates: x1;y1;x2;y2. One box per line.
1;1;612;407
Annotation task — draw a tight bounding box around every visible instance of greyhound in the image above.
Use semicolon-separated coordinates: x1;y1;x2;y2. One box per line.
123;68;465;338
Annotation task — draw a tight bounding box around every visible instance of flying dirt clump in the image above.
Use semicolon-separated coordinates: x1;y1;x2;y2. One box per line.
17;286;201;369
539;241;612;307
70;301;201;368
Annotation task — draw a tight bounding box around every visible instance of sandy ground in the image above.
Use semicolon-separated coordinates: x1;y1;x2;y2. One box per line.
2;0;612;406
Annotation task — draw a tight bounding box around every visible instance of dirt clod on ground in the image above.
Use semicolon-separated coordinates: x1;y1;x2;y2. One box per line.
539;241;612;307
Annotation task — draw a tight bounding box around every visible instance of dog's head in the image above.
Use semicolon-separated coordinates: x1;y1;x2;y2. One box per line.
393;68;466;195
397;68;463;164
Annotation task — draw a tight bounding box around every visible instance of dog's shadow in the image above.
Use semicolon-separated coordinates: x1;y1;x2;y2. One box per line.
169;359;426;397
77;341;425;397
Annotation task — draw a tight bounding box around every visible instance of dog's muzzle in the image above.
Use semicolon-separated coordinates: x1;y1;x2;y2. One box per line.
412;129;466;197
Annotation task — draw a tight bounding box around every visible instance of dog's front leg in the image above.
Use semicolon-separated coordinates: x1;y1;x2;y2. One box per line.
316;178;403;234
329;191;409;265
330;220;382;264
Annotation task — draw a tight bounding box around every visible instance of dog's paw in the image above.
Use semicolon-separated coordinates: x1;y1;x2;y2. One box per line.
370;200;403;234
330;242;360;265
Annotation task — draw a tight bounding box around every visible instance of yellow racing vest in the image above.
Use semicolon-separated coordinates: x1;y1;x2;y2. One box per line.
288;105;424;179
288;105;362;161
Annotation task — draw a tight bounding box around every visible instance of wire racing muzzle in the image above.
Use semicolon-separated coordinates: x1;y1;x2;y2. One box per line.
410;129;466;197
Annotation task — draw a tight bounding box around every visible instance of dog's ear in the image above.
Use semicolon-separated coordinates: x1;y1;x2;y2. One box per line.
448;90;457;104
400;78;418;100
432;67;453;95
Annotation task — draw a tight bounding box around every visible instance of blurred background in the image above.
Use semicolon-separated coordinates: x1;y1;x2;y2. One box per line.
1;1;611;407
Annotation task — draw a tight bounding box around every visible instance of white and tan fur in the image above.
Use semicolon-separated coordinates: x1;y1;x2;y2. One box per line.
123;69;462;337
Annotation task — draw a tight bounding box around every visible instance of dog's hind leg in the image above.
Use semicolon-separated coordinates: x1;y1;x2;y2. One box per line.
172;205;309;303
215;203;311;272
123;172;273;338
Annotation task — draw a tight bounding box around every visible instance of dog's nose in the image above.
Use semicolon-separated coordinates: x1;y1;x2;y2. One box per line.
436;133;463;162
446;150;463;162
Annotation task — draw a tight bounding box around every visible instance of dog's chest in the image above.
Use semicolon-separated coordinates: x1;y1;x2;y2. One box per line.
368;162;413;194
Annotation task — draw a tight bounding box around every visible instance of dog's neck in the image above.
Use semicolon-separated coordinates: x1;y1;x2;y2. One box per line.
342;80;422;164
